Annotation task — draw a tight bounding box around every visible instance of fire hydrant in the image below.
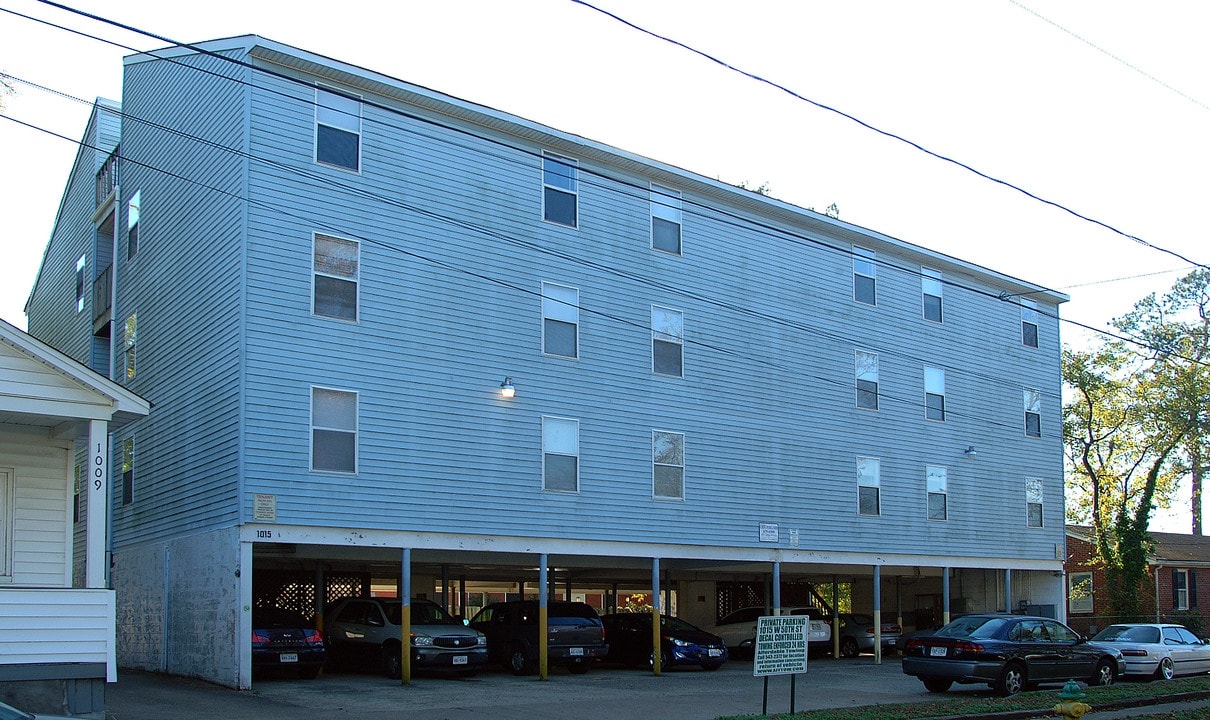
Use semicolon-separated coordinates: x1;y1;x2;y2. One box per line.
1053;679;1092;719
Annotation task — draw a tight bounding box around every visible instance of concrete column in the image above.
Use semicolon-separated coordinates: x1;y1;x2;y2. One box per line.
539;554;549;680
402;548;412;685
873;565;883;664
1005;569;1012;613
772;562;782;615
943;568;951;624
652;557;662;675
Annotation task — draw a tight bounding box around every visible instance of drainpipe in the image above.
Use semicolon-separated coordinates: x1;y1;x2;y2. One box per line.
1155;565;1163;623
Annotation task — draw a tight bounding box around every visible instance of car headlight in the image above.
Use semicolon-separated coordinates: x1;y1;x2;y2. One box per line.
476;636;488;647
412;635;434;647
670;637;690;647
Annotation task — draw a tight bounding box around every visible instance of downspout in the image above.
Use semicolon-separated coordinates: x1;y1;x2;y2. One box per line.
1155;565;1163;623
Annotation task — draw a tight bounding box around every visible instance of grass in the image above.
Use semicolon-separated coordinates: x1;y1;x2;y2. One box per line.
716;675;1210;720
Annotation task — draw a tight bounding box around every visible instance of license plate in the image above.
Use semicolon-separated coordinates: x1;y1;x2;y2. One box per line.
708;648;722;657
279;653;298;663
570;647;584;656
452;655;468;665
929;646;947;657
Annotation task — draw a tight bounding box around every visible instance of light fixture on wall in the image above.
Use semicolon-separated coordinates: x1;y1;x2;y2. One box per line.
964;445;977;458
500;377;516;399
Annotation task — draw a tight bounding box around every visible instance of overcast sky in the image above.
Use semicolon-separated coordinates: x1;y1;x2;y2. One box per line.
2;0;1207;529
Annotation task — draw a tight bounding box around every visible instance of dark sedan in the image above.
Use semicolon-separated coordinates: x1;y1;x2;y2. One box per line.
251;607;326;679
902;613;1125;696
600;613;728;670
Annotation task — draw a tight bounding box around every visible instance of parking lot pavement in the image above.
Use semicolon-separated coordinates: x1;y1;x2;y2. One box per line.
105;657;934;720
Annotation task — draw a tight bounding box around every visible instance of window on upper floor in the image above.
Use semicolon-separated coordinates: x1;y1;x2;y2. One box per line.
315;87;361;172
1174;568;1193;611
1026;477;1043;527
1068;572;1093;614
856;456;880;516
311;387;358;473
127;191;141;260
653;430;684;500
542;282;578;359
75;254;86;313
652;306;683;377
542;153;577;227
651;185;682;255
924;366;945;421
0;468;11;576
543;416;579;492
1024;388;1041;437
853;246;876;305
123;312;137;382
856;350;879;410
1021;298;1039;348
313;234;359;321
121;437;134;506
922;267;943;322
927;465;947;521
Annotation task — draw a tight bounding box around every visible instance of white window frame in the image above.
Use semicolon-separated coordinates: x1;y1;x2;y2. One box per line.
650;184;682;255
542;282;579;359
652;305;684;378
927;465;947;521
312;233;360;322
1021;298;1039;348
652;430;685;500
311;386;359;474
1024;388;1041;438
1175;569;1190;611
75;254;86;313
1068;572;1093;614
924;366;945;421
1026;477;1043;528
922;267;943;323
853;246;877;305
315;86;362;172
542;152;578;227
542;416;580;493
856;350;879;410
856;456;880;516
0;468;12;577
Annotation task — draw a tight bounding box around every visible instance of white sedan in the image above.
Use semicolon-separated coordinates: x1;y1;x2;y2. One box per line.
1089;623;1210;680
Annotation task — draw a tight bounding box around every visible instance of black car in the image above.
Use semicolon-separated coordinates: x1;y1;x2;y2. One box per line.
251;607;326;679
469;600;608;675
600;612;728;670
902;613;1125;696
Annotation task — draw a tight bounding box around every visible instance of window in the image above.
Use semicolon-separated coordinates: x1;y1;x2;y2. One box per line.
315;87;361;171
542;153;577;227
73;464;81;524
123;312;137;382
927;465;947;520
853;246;876;305
1068;572;1093;614
311;387;357;473
1174;569;1194;611
924;367;945;421
652;306;683;377
855;350;879;410
542;283;578;358
1021;299;1039;348
922;267;943;322
75;255;86;313
1024;388;1041;437
313;234;359;321
1026;477;1043;527
653;430;684;499
856;457;879;516
121;438;134;506
543;416;579;492
127;191;141;260
0;468;11;576
651;185;682;254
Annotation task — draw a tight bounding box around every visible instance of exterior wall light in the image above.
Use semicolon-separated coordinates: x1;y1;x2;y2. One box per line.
964;445;977;458
500;377;516;399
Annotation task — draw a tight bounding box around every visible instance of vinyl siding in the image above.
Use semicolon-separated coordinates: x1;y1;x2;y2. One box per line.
0;432;71;587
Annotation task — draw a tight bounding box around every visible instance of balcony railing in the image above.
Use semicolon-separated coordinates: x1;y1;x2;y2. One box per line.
93;263;112;334
96;146;119;208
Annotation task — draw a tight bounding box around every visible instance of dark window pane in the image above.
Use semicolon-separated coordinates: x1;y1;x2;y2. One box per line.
314;275;358;321
654;465;683;498
924;294;942;322
1023;322;1039;348
859;486;879;516
128;223;139;260
317;125;360;171
653;339;683;377
926;393;945;421
1027;502;1043;527
544;318;577;358
652;217;681;254
928;492;947;520
1025;412;1041;437
544;453;578;491
544;187;577;227
122;469;133;505
855;275;876;305
856;380;878;409
313;429;356;472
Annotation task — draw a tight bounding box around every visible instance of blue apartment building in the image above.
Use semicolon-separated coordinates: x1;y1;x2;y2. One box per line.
22;36;1068;688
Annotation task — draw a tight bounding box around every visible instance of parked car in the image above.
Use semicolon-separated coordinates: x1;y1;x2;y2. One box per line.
902;613;1125;696
325;597;487;678
600;612;728;670
835;613;901;657
1088;623;1210;680
251;607;326;679
0;698;78;720
469;600;608;675
704;606;831;656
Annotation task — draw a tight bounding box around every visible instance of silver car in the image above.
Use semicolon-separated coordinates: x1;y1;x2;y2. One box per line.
1089;623;1210;680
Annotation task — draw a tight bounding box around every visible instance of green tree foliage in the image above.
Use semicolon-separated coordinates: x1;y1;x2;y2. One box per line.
0;74;14;110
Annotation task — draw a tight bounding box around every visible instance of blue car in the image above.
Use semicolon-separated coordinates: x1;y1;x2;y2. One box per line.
601;612;728;670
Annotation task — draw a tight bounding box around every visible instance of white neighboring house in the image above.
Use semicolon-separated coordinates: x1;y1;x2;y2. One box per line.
0;318;149;716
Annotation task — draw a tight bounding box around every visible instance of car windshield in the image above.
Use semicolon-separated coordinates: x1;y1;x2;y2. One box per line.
410;602;456;625
935;616;1010;639
848;614;873;626
0;699;35;720
1092;625;1161;643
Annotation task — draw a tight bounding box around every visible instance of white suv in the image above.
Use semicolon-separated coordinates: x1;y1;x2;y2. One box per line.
326;597;488;678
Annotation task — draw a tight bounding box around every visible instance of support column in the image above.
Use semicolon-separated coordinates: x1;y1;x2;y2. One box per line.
873;565;883;664
772;562;782;615
459;575;467;620
943;568;951;624
315;562;326;631
652;557;662;675
539;554;549;680
831;575;840;659
441;564;451;612
1005;569;1013;614
401;548;412;685
86;420;109;589
238;540;253;689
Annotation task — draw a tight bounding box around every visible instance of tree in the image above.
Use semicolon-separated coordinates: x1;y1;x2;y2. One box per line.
0;74;13;110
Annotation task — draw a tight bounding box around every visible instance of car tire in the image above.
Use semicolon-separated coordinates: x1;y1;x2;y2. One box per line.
507;645;534;676
994;662;1026;697
922;677;952;693
1091;658;1116;687
384;646;402;680
1155;656;1175;681
840;637;859;658
649;649;671;670
567;660;590;675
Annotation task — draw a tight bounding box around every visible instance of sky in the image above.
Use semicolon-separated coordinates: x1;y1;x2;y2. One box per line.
1;1;1207;529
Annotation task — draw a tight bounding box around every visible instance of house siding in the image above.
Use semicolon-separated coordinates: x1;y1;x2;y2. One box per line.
0;431;71;588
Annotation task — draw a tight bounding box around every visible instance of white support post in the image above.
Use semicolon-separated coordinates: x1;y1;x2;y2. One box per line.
86;420;109;589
